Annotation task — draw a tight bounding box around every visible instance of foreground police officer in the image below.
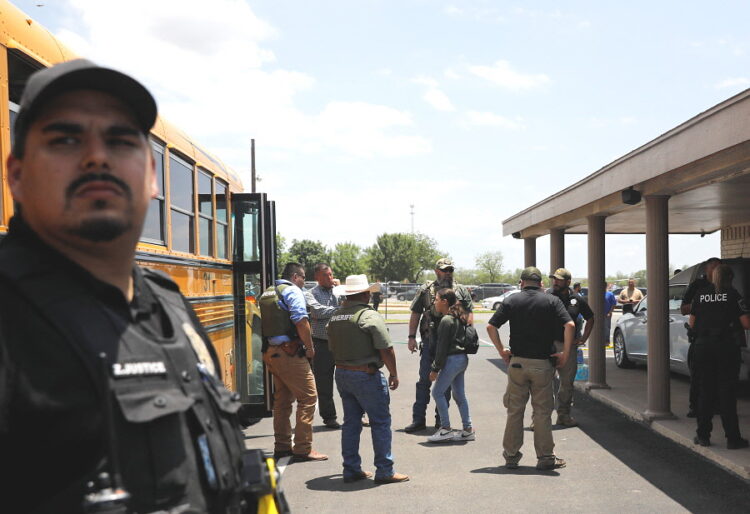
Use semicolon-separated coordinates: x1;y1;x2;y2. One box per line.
486;267;574;470
689;263;750;449
405;257;473;432
681;257;721;418
0;60;247;512
547;268;594;427
327;275;408;484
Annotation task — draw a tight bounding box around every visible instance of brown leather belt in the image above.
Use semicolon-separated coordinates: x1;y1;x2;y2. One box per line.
336;363;376;374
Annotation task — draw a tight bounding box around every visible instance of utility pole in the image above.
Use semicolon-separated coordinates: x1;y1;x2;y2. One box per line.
251;138;256;193
410;204;415;234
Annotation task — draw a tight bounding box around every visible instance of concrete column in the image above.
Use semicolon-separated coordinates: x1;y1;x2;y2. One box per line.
586;215;609;389
524;237;537;268
644;195;674;420
550;228;565;271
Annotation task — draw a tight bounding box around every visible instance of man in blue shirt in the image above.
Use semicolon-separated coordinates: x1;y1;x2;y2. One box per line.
262;262;328;462
604;285;617;346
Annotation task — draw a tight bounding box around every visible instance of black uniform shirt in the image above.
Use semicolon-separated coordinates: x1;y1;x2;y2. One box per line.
691;284;749;333
0;217;221;512
488;286;572;359
546;287;593;341
682;276;710;308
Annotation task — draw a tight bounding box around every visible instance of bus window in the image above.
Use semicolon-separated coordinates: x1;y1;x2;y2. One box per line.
216;180;228;259
169;153;194;253
142;142;166;243
198;169;213;257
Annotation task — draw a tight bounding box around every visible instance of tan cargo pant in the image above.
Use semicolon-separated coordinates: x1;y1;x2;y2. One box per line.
263;348;318;455
502;356;555;461
554;340;576;417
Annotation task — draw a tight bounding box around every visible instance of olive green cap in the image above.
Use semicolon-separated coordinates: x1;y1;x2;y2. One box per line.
550;268;572;281
520;266;543;281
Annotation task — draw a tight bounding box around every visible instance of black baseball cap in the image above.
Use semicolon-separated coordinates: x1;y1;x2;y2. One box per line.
13;59;157;156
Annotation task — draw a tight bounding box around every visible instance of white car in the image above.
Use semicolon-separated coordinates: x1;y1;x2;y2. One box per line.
482;289;520;310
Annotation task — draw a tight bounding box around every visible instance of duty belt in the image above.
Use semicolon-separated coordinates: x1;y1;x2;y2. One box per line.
336;363;376;374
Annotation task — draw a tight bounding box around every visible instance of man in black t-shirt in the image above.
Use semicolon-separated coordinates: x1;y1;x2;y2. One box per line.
547;268;594;427
486;267;574;471
681;257;721;417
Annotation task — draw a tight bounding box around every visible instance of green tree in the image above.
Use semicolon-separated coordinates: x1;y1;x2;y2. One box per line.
475;251;504;282
367;232;443;282
330;242;366;278
275;234;290;270
287;239;330;276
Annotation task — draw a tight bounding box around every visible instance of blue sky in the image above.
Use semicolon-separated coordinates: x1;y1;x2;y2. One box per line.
17;0;750;277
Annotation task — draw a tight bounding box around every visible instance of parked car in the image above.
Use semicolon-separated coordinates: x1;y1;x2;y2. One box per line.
386;282;419;298
481;289;521;310
612;259;750;381
395;287;418;302
472;283;516;301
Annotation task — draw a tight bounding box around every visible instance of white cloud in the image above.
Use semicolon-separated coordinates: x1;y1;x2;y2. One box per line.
411;75;439;88
715;77;750;89
411;75;455;111
468;60;550;90
444;68;461;79
55;0;431;176
443;5;463;16
423;89;455;112
463;111;524;130
619;116;637;125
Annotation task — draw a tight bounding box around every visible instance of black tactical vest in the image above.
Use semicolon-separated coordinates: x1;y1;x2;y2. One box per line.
0;248;245;513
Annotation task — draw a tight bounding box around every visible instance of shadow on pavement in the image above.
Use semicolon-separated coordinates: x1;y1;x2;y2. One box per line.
305;474;378;492
417;441;469;448
471;466;561;477
489;356;749;512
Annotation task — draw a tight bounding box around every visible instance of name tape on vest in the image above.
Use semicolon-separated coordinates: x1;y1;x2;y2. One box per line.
112;361;167;378
330;313;356;322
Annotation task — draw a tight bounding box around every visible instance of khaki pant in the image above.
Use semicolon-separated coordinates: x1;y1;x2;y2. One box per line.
554;340;576;417
503;356;555;460
263;348;318;455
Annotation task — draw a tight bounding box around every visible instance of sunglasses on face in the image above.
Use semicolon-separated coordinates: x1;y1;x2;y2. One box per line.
442;267;454;273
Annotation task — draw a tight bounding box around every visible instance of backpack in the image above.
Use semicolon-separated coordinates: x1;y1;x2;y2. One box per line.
455;320;480;355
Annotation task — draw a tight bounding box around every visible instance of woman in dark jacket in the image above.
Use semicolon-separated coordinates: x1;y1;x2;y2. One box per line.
427;288;474;443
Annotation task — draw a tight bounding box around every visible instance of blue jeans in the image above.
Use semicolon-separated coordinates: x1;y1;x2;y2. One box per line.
335;369;394;480
432;353;471;429
412;335;451;424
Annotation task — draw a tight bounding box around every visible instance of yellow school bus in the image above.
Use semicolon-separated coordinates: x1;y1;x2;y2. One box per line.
0;0;275;424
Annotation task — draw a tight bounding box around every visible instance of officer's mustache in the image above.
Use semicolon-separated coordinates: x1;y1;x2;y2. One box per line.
66;173;132;201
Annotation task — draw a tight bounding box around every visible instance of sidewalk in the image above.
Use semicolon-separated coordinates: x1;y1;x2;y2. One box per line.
575;352;750;480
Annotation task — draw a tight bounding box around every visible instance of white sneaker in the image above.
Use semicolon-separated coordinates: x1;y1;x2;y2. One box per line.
427;428;455;443
454;428;476;441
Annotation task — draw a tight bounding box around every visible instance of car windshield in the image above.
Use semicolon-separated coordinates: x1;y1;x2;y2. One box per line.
668;284;687;312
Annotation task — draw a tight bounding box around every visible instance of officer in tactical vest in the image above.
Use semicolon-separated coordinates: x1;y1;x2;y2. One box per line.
547;268;594;428
689;263;750;449
405;258;473;433
0;59;249;512
259;262;328;462
328;275;409;484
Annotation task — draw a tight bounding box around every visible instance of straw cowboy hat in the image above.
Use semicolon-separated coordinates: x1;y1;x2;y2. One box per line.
333;275;381;296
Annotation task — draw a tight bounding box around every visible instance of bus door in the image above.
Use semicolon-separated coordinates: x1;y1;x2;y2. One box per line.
231;192;277;424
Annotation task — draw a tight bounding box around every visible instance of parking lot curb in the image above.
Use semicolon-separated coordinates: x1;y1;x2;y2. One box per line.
574;382;750;481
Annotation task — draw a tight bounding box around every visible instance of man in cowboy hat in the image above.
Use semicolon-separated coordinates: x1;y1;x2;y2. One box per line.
327;275;409;484
405;257;473;432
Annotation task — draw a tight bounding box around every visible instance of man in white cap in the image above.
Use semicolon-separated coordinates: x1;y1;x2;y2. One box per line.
327;275;409;484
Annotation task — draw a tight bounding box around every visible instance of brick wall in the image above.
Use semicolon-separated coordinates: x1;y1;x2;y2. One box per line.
721;224;750;258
